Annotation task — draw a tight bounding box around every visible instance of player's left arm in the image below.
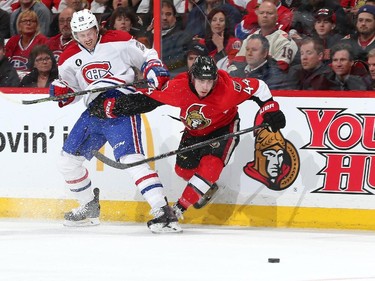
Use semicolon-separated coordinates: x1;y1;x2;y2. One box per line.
237;77;286;132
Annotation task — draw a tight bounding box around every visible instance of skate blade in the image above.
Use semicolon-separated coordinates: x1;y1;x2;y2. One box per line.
149;222;183;234
63;217;100;227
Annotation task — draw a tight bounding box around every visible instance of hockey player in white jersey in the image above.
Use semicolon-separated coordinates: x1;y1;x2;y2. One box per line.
49;9;181;233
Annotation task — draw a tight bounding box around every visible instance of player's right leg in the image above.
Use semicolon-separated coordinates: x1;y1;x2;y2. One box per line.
58;110;106;227
58;151;100;226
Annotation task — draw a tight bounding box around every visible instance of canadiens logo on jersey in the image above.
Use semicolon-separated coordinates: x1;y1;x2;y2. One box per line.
181;104;211;130
81;61;113;84
243;128;300;191
10;56;28;71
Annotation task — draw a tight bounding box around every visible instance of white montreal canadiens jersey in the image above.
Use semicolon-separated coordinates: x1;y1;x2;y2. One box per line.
58;30;159;106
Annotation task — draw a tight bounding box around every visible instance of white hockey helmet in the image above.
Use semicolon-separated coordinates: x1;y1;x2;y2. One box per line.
70;9;99;41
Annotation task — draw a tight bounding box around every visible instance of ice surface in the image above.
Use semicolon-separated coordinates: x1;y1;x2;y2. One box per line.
0;219;374;281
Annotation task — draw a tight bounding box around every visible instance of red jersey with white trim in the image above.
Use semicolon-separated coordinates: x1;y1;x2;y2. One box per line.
47;34;74;63
146;70;272;136
5;34;48;71
58;30;160;106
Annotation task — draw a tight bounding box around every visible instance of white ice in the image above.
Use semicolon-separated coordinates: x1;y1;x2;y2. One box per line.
0;219;374;281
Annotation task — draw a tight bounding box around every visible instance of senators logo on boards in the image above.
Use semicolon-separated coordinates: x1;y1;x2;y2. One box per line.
243;128;300;191
81;61;113;84
300;108;375;194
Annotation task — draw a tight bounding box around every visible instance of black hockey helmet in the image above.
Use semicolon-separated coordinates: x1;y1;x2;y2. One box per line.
189;56;218;80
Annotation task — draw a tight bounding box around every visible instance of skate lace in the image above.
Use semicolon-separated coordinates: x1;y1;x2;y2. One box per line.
71;205;87;215
150;207;165;219
173;205;184;220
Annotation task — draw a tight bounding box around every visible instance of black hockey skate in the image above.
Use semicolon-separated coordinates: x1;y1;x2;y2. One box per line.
147;204;183;233
64;188;100;227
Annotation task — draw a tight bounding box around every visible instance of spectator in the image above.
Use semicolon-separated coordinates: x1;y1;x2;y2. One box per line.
90;0;111;13
327;43;372;90
185;0;242;39
228;34;287;89
10;0;52;36
57;0;86;12
198;7;242;66
146;0;192;72
0;37;20;87
5;10;49;73
185;42;209;70
312;8;343;64
342;5;375;62
291;0;354;38
235;0;294;40
234;1;298;71
286;37;334;89
0;8;10;39
47;7;74;62
0;0;18;13
106;6;143;39
367;47;375;88
20;44;58;88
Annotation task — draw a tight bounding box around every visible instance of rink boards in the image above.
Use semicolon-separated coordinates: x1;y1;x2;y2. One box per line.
0;88;375;230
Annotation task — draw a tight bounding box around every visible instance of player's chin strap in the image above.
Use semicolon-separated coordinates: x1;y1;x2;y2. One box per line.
20;79;151;105
93;123;269;170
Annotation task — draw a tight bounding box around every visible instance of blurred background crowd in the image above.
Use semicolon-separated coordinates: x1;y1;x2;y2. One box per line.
1;0;375;91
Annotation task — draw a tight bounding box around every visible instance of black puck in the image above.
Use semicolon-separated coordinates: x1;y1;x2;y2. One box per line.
268;258;280;263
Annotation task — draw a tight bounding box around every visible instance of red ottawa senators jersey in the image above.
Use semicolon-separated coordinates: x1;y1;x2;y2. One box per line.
147;70;273;136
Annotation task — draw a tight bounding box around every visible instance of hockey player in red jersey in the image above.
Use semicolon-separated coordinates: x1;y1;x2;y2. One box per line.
49;9;181;233
89;56;286;221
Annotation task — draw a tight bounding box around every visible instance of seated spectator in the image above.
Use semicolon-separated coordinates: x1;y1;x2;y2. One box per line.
234;1;298;72
90;0;111;13
20;44;58;88
146;0;192;72
291;0;354;38
185;42;209;70
235;0;294;40
0;37;20;87
326;43;372;90
47;7;74;62
10;0;52;36
185;0;242;39
0;0;18;13
197;7;241;66
57;0;86;12
0;8;10;39
228;34;287;89
342;5;375;62
367;47;375;89
5;10;49;73
286;37;334;90
106;6;144;40
312;8;343;64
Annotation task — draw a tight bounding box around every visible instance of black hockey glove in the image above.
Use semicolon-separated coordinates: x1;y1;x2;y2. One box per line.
89;92;163;119
255;101;286;132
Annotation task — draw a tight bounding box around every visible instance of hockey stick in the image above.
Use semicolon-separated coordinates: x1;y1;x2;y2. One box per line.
21;79;150;105
93;123;268;170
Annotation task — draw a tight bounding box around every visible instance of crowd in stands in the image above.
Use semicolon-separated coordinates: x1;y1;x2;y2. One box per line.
1;0;375;90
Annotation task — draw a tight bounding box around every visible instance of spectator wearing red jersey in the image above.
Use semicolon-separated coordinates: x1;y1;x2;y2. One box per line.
235;0;293;40
47;7;74;62
5;10;48;73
